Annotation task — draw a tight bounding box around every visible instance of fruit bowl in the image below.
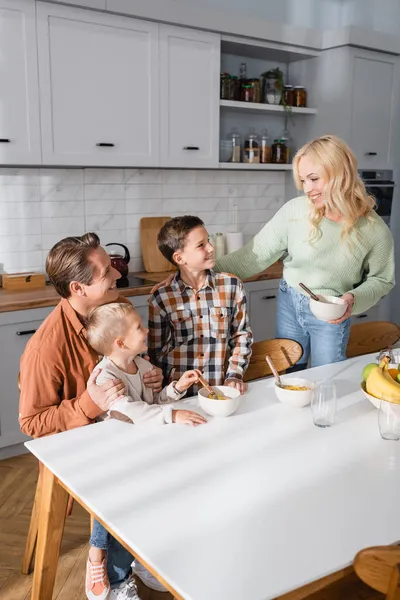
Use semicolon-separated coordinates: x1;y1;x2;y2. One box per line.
360;381;380;409
309;295;347;322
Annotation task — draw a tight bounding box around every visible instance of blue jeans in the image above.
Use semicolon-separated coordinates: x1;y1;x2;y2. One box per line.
90;520;133;586
276;279;351;368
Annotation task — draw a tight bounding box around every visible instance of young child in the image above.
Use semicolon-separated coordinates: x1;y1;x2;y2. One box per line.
148;215;253;395
85;302;206;600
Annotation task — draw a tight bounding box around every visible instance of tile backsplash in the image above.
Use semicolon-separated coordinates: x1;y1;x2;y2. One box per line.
0;168;286;274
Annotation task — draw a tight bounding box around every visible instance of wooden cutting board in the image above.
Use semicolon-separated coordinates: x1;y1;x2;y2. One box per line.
140;217;176;273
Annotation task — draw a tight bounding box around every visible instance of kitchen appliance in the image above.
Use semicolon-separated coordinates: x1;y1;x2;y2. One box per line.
140;217;176;273
116;274;156;289
105;243;130;277
359;169;395;227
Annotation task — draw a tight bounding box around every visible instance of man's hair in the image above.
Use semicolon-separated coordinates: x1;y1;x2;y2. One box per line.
87;302;136;356
157;215;204;266
45;232;101;298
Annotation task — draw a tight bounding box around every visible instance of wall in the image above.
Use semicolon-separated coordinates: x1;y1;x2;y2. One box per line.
0;168;286;274
341;0;400;35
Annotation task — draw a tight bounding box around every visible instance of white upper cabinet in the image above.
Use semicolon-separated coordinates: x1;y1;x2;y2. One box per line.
159;25;220;168
350;53;395;168
37;3;159;166
0;0;41;164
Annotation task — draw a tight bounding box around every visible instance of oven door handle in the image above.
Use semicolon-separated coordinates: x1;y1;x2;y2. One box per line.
365;184;395;188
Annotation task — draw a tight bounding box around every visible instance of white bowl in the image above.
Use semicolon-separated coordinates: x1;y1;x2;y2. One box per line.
274;377;315;408
309;294;347;322
198;385;241;417
360;381;380;409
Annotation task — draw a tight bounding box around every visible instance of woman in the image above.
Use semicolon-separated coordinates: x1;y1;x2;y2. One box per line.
216;135;395;368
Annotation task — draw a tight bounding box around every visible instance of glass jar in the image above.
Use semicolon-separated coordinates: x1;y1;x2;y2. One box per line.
260;129;272;164
293;86;307;107
227;128;241;163
244;128;260;164
214;233;226;259
239;62;247;80
248;79;261;103
242;84;255;103
283;85;294;106
272;139;287;164
279;128;292;163
220;72;231;100
229;75;241;101
264;71;283;105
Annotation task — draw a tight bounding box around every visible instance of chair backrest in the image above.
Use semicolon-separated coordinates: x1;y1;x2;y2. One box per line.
347;321;400;359
354;546;400;599
244;338;303;383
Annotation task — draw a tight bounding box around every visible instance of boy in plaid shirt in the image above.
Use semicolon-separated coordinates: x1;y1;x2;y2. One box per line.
148;216;252;394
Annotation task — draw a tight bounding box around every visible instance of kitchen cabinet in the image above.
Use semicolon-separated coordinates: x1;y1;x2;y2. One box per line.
0;307;52;452
244;280;279;342
301;46;400;169
0;0;41;164
128;295;149;328
351;302;381;326
159;25;220;168
37;3;159;166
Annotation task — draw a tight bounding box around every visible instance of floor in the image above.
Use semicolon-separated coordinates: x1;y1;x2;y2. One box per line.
0;453;384;600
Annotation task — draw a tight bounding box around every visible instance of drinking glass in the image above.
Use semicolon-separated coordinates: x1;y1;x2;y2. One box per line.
311;382;337;427
378;400;400;441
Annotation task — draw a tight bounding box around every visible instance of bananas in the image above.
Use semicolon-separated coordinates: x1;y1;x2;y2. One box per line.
366;356;400;405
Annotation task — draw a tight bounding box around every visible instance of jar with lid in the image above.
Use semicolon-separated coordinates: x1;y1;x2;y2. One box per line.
260;129;272;164
220;72;230;100
213;233;226;259
248;79;261;103
283;85;294;106
271;139;287;164
244;128;260;164
263;69;283;105
279;128;292;163
227;128;241;163
229;75;241;101
293;86;307;107
242;84;255;103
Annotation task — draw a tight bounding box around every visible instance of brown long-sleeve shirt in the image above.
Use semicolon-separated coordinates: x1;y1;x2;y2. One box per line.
19;298;125;438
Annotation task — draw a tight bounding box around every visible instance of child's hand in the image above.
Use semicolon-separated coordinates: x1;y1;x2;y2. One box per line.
175;369;200;393
224;378;247;394
172;409;207;426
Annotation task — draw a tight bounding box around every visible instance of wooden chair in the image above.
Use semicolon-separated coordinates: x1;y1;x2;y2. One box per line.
243;338;303;382
19;374;81;575
354;546;400;599
347;321;400;359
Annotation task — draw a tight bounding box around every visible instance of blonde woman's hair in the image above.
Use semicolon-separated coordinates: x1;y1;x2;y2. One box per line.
292;135;375;240
87;302;136;356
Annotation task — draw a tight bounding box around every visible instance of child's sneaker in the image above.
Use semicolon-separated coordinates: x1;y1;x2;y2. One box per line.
131;559;168;592
85;557;110;599
109;574;142;599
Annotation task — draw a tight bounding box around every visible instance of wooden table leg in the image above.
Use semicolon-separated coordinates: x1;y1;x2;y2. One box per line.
30;466;69;600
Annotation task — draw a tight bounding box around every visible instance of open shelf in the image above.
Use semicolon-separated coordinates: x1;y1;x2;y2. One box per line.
219;163;292;170
220;100;317;115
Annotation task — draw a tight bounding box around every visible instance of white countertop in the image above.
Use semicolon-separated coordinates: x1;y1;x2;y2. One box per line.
26;354;400;600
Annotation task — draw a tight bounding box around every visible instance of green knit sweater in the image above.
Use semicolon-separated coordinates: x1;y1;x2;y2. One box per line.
215;196;395;315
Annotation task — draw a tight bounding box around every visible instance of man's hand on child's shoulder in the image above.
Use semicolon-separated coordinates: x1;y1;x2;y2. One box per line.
142;360;163;393
87;368;126;411
224;378;247;394
149;273;175;297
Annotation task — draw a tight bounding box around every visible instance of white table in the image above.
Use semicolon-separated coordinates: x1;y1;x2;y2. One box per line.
26;354;400;600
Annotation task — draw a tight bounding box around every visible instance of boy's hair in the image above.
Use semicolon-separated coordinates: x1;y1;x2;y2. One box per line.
157;215;204;266
46;232;101;298
87;302;136;356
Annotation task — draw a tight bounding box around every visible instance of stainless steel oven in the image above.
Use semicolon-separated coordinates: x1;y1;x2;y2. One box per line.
359;169;395;227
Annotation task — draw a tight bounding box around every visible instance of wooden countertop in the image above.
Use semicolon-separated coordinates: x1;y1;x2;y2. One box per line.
0;263;283;313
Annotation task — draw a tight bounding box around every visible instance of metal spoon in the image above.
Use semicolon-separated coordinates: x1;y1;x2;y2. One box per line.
266;355;283;388
299;282;320;302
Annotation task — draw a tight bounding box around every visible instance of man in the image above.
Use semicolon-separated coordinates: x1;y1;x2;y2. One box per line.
19;233;163;599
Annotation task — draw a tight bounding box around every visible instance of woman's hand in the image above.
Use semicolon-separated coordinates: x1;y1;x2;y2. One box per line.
224;378;247;394
329;293;355;324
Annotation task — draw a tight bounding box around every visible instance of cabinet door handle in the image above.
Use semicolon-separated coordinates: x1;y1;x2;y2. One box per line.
96;143;115;147
16;329;37;336
365;152;377;156
183;146;199;150
356;314;368;319
262;295;277;300
0;138;10;143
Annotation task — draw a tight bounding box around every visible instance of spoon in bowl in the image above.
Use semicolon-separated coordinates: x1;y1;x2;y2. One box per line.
266;355;283;388
299;282;320;302
196;371;227;400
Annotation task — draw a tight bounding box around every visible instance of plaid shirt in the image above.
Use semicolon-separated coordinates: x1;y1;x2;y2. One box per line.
148;270;252;392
